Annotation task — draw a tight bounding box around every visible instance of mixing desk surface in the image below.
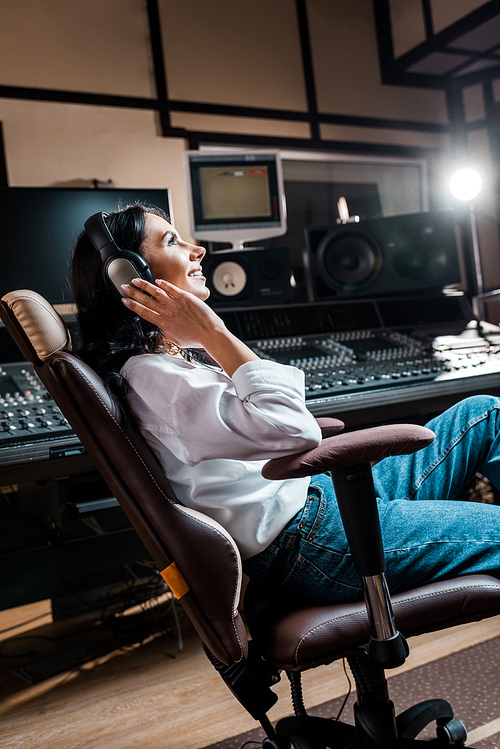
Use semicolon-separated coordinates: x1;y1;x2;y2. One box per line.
219;293;500;418
2;293;500;466
250;325;500;415
0;362;82;465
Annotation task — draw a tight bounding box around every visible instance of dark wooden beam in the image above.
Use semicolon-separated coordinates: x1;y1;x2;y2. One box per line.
0;122;8;186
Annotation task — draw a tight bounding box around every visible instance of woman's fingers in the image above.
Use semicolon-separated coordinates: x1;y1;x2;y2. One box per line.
120;278;187;328
121;294;160;320
153;278;178;297
131;277;170;299
120;279;164;318
122;279;169;305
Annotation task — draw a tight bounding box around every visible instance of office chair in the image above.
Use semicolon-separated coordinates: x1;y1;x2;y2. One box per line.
2;288;500;749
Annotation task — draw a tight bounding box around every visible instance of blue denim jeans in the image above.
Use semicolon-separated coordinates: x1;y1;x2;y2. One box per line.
243;395;500;604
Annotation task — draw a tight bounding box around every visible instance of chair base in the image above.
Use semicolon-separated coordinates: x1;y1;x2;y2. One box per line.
262;698;468;749
206;644;469;748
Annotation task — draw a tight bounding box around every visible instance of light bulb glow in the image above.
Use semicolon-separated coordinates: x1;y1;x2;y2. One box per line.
449;168;482;202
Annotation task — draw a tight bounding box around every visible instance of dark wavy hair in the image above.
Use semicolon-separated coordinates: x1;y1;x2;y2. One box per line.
71;202;168;401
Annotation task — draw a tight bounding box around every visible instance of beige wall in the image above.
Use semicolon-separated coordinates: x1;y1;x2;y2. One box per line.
0;0;495;273
0;2;449;222
159;0;308;113
0;0;155;96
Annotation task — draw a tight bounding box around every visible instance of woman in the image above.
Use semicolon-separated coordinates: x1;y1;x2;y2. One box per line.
72;202;500;604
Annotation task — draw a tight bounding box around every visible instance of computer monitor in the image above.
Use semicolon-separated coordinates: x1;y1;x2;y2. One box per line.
184;150;287;250
0;187;171;308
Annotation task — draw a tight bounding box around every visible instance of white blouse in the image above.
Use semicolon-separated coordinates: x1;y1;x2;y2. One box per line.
121;354;322;559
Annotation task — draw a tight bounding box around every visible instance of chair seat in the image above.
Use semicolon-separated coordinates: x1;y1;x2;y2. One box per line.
245;574;500;671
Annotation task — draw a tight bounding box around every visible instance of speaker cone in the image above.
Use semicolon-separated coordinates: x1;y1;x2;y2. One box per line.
318;230;382;290
211;260;247;297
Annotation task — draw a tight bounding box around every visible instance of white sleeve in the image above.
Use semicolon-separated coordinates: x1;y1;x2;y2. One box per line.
123;355;322;465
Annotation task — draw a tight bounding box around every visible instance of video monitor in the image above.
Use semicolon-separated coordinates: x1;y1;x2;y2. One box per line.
184;150;287;250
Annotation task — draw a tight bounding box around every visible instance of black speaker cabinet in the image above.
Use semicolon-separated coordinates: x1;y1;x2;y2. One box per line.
304;211;461;301
204;247;292;306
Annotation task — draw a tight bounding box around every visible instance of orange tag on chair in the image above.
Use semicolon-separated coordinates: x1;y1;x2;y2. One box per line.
160;561;189;599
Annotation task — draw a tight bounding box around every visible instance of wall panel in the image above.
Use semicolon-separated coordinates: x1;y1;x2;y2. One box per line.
431;0;487;34
0;0;155;97
0;0;459;248
463;84;486;122
388;0;426;59
158;0;308;112
307;0;448;122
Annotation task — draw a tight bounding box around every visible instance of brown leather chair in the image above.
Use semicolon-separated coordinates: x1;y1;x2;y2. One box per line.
2;288;500;749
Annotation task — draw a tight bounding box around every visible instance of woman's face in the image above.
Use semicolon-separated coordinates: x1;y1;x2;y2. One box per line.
141;212;210;301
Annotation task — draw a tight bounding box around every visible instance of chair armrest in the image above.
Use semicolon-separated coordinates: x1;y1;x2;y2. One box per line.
315;416;345;439
262;422;434;579
262;423;435;479
262;422;435;668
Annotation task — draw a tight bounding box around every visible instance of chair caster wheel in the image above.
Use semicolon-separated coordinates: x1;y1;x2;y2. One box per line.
436;717;467;745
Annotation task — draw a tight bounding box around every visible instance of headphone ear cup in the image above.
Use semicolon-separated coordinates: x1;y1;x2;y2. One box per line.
84;212;154;296
105;250;154;295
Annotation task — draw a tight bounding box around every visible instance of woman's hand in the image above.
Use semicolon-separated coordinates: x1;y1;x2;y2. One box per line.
121;277;259;376
121;277;219;348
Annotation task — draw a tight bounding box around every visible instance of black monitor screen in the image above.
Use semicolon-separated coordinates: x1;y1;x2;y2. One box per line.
0;187;171;305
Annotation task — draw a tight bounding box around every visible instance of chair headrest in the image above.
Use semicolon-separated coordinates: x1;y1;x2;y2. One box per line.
1;289;71;362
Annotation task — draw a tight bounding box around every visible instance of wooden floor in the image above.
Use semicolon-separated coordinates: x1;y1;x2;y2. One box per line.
1;597;499;749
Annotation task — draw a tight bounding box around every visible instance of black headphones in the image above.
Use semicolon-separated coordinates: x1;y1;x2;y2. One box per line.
84;212;154;296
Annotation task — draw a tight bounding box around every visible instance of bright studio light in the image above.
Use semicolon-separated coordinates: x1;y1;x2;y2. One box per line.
449;167;482;202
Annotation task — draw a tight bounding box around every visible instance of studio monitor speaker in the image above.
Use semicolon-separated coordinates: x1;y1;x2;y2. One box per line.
304;211;461;301
204;247;292;306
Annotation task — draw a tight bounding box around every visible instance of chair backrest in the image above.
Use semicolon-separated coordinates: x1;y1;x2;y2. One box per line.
0;290;248;665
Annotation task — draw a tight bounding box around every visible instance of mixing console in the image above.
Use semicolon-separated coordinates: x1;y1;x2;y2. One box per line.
0;362;82;465
2;293;500;465
250;327;500;415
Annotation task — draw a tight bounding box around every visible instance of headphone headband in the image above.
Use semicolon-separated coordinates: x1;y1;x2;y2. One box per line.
84;212;121;261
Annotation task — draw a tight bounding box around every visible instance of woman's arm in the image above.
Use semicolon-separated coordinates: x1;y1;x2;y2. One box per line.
121;277;259;377
123;354;322;464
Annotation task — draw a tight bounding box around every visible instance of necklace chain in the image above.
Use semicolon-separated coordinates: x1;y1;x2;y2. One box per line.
165;342;222;371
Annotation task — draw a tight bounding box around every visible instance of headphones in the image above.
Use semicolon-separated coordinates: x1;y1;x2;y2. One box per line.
84;212;154;296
